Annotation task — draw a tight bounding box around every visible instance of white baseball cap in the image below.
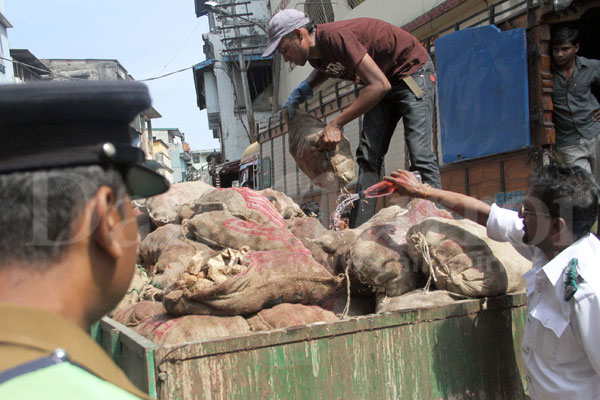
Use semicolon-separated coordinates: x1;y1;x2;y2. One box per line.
262;9;310;57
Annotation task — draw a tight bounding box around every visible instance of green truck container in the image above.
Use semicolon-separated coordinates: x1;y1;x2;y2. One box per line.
93;293;529;399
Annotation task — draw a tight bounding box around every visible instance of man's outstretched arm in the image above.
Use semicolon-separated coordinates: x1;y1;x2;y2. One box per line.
385;169;491;226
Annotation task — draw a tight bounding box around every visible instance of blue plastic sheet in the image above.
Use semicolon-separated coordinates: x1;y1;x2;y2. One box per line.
435;26;530;163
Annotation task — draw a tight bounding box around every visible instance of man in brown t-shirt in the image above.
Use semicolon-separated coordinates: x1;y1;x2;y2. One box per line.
263;9;441;227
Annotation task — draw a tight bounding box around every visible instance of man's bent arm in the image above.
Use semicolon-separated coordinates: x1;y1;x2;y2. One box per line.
320;53;391;149
328;53;391;130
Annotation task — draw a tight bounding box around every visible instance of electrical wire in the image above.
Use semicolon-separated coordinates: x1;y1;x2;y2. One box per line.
1;55;88;81
158;20;204;75
2;54;196;83
137;65;193;82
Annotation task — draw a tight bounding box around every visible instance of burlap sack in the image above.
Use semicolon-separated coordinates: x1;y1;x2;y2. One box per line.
347;200;453;297
163;248;343;316
111;301;167;327
135;181;215;226
406;217;530;297
285;110;355;191
151;262;187;293
288;217;356;275
112;266;153;311
192;187;287;228
135;314;251;346
184;210;298;251
259;188;304;219
138;223;215;275
376;289;470;314
134;206;153;242
246;303;338;331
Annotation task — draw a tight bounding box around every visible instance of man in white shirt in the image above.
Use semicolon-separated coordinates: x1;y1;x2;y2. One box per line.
386;165;600;399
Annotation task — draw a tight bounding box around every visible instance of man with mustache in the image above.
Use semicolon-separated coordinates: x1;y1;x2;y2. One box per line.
386;165;600;399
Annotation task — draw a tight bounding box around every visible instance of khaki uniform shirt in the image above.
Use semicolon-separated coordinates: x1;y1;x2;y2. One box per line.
0;303;150;399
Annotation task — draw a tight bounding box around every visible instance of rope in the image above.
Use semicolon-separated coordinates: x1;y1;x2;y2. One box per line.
341;261;352;319
411;233;436;293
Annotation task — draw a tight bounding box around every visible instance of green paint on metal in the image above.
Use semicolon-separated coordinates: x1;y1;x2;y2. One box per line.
145;348;157;399
101;294;529;399
90;321;100;343
110;328;122;364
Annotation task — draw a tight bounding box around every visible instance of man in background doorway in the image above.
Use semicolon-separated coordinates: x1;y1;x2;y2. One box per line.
552;26;600;181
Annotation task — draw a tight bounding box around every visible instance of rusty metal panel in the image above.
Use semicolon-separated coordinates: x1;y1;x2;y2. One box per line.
283;133;297;196
271;135;284;193
150;294;527;399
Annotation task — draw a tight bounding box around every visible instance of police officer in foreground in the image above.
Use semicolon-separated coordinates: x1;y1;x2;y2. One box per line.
387;166;600;399
0;81;169;399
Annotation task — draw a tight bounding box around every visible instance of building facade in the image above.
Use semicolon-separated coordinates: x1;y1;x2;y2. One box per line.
11;49;51;82
152;138;174;183
0;0;14;83
188;147;221;183
193;0;272;163
41;58;162;160
153;128;190;183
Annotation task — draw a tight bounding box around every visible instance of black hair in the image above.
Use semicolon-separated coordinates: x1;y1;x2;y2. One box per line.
304;20;316;34
552;26;579;46
0;165;127;267
528;164;599;239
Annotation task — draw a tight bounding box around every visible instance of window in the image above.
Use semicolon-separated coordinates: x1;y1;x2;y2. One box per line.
230;60;273;110
304;0;334;24
192;153;201;164
261;157;271;189
347;0;366;9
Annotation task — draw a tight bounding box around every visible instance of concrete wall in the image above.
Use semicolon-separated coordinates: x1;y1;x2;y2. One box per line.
203;0;272;163
191;149;219;169
204;34;251;162
153;129;187;183
41;59;133;81
152;140;174;183
0;0;14;84
169;142;186;183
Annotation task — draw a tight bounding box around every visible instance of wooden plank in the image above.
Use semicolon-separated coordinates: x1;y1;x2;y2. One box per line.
441;167;467;195
504;153;534;192
467;161;501;201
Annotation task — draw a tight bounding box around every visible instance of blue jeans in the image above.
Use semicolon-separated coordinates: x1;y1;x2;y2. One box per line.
349;59;442;228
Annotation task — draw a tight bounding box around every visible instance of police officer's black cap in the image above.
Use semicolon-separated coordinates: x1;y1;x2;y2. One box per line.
0;80;169;198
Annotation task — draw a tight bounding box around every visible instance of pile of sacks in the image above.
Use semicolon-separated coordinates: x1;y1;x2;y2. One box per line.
343;200;531;313
113;181;343;345
112;181;531;346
